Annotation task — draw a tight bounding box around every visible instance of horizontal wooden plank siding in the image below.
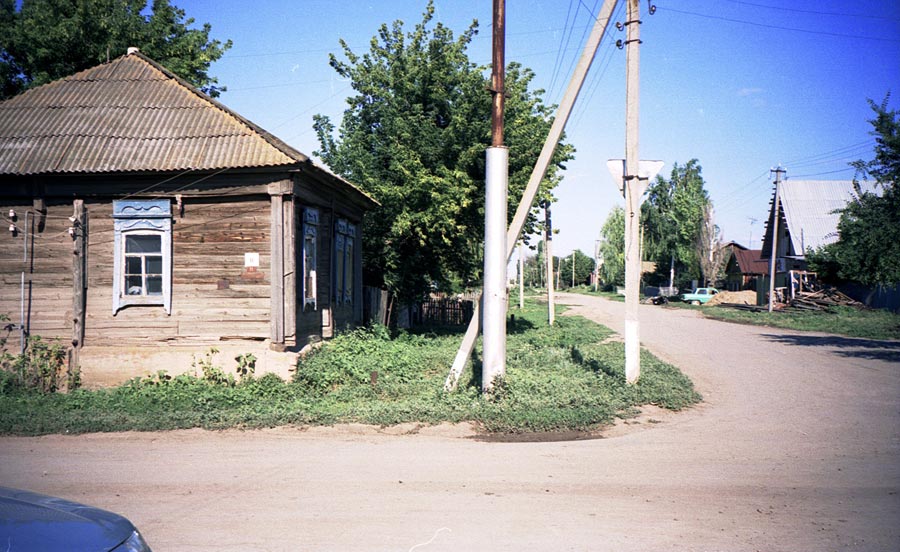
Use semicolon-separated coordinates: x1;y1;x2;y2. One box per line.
83;197;272;346
0;202;77;350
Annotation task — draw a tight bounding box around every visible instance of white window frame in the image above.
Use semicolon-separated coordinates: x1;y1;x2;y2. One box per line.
112;199;172;315
302;208;319;311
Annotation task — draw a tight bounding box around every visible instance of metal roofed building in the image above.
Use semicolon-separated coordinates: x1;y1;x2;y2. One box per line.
760;179;881;270
0;50;377;387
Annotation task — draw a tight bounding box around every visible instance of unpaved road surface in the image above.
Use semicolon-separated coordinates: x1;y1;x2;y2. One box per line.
2;293;898;551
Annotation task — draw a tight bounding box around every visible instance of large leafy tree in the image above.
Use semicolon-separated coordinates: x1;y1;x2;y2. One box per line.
809;96;899;286
558;249;595;288
0;0;231;99
314;2;573;302
641;159;711;287
598;206;625;287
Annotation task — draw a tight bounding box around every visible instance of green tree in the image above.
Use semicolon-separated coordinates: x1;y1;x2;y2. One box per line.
0;0;231;99
641;159;711;287
809;96;899;286
599;207;625;287
558;249;595;288
314;2;573;302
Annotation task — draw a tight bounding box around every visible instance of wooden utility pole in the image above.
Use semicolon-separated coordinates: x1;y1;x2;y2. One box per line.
481;0;508;391
70;200;87;388
444;0;620;392
767;166;785;312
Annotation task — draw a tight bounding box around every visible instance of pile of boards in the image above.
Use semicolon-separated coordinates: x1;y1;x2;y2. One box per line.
786;289;865;311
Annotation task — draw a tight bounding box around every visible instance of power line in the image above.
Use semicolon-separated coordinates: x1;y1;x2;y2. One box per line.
657;6;900;43
717;0;900;22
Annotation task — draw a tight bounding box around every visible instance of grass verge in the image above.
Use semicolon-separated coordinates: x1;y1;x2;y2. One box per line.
701;305;900;340
0;301;701;436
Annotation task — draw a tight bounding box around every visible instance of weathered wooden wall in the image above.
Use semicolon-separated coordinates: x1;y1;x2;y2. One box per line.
83;197;272;346
0;201;77;352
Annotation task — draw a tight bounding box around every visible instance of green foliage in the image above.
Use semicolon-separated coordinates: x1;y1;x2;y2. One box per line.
0;302;702;436
0;0;232;99
0;335;68;393
599;206;625;286
557;249;595;288
235;353;257;380
641;159;712;286
192;347;234;386
314;1;573;302
294;325;441;396
813;97;900;286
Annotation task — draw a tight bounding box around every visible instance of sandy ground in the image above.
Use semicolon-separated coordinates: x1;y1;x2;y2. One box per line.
1;293;898;551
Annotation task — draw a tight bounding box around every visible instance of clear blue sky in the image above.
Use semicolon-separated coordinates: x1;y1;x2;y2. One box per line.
181;0;899;258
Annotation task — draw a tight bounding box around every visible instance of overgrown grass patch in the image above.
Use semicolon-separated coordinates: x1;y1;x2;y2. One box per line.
703;305;900;340
0;301;701;436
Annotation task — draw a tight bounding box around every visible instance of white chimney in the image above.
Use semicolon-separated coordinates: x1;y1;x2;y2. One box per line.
127;47;140;55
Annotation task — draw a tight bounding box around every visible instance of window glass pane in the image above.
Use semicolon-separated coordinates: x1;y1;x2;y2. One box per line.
146;256;162;275
304;235;316;300
126;234;161;253
125;276;143;295
146;277;163;295
125;257;142;275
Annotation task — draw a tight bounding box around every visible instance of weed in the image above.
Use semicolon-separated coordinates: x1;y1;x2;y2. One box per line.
235;353;257;380
0;300;701;436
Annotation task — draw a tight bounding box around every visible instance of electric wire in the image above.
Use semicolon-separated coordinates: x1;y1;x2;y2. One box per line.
657;6;900;43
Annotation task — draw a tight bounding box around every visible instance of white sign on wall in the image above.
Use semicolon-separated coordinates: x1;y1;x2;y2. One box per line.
244;252;260;268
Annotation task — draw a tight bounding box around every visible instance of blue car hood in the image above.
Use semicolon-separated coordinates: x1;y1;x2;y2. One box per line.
0;486;135;551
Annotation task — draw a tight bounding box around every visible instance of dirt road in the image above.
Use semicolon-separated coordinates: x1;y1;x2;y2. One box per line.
2;293;898;551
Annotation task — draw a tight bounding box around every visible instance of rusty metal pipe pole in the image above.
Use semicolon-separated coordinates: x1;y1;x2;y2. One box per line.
482;0;508;391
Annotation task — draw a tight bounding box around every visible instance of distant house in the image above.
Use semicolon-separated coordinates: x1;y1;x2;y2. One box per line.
760;180;878;287
0;50;377;386
722;242;768;291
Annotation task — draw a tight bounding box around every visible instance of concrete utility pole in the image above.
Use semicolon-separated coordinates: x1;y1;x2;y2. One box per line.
518;241;524;309
444;0;620;392
622;0;644;384
482;0;508;391
571;251;576;288
544;203;555;326
594;240;601;292
767;166;785;312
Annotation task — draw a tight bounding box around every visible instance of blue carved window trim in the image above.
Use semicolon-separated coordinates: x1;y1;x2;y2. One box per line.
334;219;356;306
112;200;172;315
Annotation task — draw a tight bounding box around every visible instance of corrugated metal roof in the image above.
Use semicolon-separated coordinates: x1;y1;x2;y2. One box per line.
732;248;768;275
0;52;309;174
779;180;880;253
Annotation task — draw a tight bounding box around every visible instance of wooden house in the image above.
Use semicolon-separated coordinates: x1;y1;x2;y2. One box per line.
722;243;769;292
0;50;377;386
760;179;878;288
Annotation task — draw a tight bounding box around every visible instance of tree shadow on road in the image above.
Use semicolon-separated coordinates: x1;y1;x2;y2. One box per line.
761;334;900;363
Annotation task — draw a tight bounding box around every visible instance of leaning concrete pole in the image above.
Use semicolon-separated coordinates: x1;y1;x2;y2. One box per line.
623;0;642;384
482;0;508;392
444;0;620;392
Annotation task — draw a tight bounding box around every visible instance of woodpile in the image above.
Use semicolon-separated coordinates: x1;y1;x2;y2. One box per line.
714;287;866;313
786;289;866;311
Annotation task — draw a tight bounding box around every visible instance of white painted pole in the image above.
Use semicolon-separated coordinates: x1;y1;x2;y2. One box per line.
444;0;620;392
623;0;642;384
483;147;509;391
518;241;524;309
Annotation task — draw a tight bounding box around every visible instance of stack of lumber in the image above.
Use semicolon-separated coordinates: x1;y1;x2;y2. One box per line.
787;289;866;311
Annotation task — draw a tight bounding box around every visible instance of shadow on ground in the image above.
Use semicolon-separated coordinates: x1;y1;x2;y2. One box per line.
762;333;900;363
